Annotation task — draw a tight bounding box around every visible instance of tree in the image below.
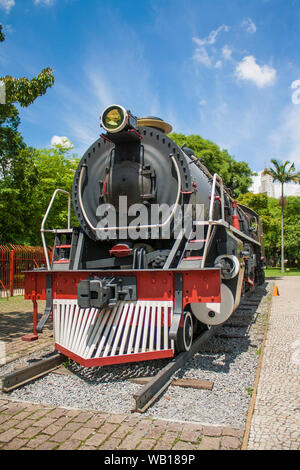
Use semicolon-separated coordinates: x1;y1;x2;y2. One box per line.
281;196;300;266
237;192;281;264
0;23;56;245
263;159;300;272
170;133;253;197
0;145;79;245
0;24;54;178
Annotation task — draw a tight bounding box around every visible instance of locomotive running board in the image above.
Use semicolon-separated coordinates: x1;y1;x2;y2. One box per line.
53;299;174;367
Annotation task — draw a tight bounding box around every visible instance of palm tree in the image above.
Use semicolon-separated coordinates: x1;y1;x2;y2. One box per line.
263;159;300;272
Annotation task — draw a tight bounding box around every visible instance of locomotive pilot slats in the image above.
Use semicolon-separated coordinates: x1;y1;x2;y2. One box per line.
53;300;174;363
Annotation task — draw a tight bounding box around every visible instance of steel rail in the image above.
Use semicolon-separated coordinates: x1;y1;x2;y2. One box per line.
132;325;219;413
0;353;66;392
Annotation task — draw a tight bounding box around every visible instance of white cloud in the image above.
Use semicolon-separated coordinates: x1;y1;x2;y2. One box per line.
192;24;230;47
222;45;232;60
269;104;300;167
215;60;222;68
192;25;230;69
86;71;114;109
193;46;212;67
291;80;300;105
34;0;55;5
241;18;257;34
0;0;15;13
235;55;276;88
51;135;73;149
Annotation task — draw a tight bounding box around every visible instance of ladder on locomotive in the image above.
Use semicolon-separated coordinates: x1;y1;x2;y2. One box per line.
40;188;72;270
178;173;225;269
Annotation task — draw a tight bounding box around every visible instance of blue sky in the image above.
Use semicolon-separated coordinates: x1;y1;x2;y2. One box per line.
1;0;300;172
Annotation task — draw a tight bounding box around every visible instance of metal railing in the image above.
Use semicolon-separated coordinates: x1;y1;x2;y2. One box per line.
194;173;225;268
41;189;71;270
0;245;48;298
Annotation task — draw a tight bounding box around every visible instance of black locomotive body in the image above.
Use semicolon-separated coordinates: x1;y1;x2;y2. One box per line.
25;105;265;366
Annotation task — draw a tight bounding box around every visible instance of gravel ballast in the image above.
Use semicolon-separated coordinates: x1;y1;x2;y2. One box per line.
0;283;272;428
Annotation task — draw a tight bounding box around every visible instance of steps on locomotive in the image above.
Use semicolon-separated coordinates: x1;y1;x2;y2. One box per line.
53;299;175;366
51;230;77;271
183;238;206;260
179;224;208;268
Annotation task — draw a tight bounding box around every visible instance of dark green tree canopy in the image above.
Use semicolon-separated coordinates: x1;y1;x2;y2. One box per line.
0;145;79;245
238;192;300;265
262;159;300;271
170;132;253;197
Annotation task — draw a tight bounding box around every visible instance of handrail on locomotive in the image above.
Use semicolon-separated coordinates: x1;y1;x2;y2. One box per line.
41;188;71;270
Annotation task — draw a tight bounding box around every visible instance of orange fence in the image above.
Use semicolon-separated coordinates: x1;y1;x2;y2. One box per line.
0;245;48;298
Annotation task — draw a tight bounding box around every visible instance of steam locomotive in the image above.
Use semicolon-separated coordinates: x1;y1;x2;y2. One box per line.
24;104;265;366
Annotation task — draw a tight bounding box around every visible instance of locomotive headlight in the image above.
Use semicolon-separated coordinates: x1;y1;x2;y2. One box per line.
100;104;137;134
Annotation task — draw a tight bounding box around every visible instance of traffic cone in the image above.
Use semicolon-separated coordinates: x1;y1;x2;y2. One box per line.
232;201;240;231
273;285;280;296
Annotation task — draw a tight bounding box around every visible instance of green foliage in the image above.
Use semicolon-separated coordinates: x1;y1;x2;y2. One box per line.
263;159;300;188
262;160;300;270
2;68;55;108
283;196;300;263
0;22;59;245
0;24;5;43
237;193;300;266
0;145;79;245
0;23;55;178
0;103;26;178
170;132;253;197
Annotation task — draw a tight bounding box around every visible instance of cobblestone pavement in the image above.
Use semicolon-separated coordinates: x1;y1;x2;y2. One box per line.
0;296;244;450
1;280;299;451
0;399;243;450
0;297;52;364
247;276;300;450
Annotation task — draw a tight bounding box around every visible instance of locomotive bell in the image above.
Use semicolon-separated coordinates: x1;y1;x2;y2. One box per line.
137;116;172;134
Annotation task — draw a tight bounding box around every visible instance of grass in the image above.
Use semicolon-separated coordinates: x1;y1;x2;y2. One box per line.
265;267;300;277
0;294;24;302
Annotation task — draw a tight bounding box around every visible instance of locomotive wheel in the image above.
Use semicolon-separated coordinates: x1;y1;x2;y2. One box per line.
175;312;193;353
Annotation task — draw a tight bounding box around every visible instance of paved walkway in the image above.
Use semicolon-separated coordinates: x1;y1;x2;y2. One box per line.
0;297;52;364
247;276;300;450
1;278;300;450
0;399;243;450
0;295;244;451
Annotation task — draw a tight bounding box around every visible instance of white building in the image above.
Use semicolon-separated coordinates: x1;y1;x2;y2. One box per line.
250;171;300;198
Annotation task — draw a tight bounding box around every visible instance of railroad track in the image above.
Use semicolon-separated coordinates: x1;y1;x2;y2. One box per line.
0;288;266;413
